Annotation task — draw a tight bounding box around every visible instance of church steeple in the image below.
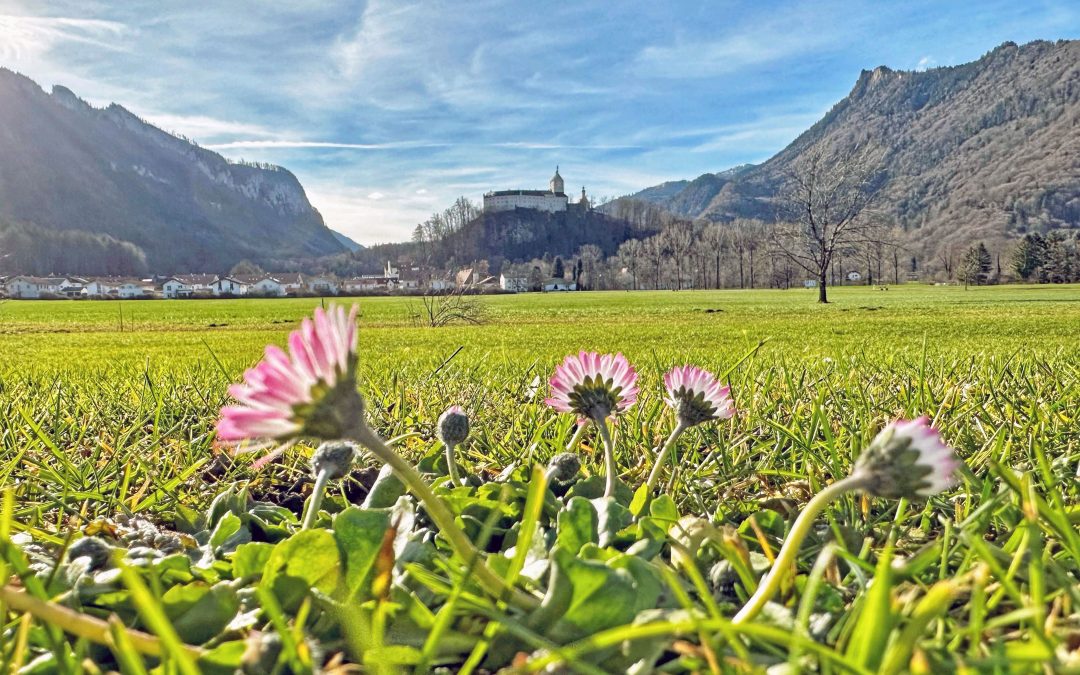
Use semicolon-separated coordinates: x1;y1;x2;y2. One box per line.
549;166;564;195
579;186;589;209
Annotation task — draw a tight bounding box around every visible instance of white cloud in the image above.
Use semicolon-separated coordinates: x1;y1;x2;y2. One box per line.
205;139;449;151
367;192;384;200
0;14;128;61
140;113;279;142
415;188;428;195
915;55;936;71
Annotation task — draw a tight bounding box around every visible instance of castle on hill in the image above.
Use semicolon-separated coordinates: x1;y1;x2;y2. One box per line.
483;167;590;213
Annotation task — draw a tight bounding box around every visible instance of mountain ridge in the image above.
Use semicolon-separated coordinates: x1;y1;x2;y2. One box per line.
624;39;1079;260
0;68;346;274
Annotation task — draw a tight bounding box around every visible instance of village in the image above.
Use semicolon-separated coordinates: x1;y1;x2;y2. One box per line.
0;261;580;300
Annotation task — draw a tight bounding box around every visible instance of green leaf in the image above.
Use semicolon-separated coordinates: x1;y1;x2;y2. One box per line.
169;583;241;645
333;506;391;597
845;542;896;670
231;542;274;579
197;641;248;675
629;483;649;517
649;494;679;528
548;547;643;643
557;497;598;554
263;529;342;596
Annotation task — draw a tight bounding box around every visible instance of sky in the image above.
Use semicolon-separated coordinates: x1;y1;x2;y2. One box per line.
0;1;1076;244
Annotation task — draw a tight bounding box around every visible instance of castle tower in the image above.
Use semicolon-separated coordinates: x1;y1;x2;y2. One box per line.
549;166;564;195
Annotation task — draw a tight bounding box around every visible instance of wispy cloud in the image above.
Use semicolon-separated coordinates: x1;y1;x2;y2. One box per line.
206;140;450;151
0;14;128;60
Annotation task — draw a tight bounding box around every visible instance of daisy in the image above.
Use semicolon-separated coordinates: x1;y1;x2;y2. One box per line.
545;351;638;498
216;304;360;465
647;365;735;492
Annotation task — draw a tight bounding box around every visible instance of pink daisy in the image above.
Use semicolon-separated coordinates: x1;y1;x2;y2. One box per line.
855;416;962;498
545;351;639;422
663;366;735;427
217;304;360;460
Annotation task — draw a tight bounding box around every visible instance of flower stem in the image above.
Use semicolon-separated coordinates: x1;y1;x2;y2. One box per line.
596;419;617;499
0;584;203;659
645;420;689;494
350;422;540;611
733;475;866;624
444;441;461;484
566;422;588;451
301;469;332;530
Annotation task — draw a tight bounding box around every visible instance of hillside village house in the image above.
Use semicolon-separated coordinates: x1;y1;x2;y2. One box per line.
277;273;305;295
161;274;216;298
240;275;286;297
544;278;577;292
499;274;529;292
4;276;69;298
210;276;247;296
305;276;339;295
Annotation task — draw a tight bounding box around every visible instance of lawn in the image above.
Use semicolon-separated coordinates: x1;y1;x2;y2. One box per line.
0;285;1078;673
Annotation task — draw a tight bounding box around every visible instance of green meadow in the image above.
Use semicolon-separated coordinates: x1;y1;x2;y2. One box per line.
1;285;1078;672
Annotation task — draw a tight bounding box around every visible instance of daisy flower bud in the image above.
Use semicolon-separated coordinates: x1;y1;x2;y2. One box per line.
216;304;361;465
853;417;962;499
311;441;357;480
545;452;582;485
545;351;638;422
66;536;114;571
437;406;470;446
663;366;735;427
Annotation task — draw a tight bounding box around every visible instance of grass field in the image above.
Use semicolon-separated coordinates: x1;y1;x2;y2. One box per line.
1;285;1078;672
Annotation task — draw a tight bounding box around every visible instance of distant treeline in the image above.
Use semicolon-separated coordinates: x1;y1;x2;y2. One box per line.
0;221;148;276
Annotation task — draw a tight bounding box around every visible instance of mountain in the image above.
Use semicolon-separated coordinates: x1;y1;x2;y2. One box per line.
331;230;364;252
627;40;1079;255
0;69;345;274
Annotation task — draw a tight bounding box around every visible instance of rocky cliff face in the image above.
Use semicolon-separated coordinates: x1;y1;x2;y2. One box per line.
0;69;345;272
629;40;1080;257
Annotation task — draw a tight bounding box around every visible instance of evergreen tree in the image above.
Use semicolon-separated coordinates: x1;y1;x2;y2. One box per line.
553;256;565;279
1010;233;1046;281
961;242;992;287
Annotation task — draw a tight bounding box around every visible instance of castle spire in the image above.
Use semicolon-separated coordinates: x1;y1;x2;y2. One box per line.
549;166;564;195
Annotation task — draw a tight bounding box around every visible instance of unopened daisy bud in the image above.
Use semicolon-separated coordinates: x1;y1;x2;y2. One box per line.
853;417;961;499
545;452;581;484
311;441;357;480
437;406;470;446
302;441;357;530
66;536;114;571
241;631;283;675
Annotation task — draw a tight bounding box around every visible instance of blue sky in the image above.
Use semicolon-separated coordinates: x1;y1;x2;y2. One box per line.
1;1;1076;244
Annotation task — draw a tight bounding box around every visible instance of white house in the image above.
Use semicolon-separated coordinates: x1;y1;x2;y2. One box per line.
115;280;152;298
162;277;192;298
245;276;286;297
846;271;862;282
85;279;117;297
272;273;303;295
429;276;455;291
5;276;55;298
210;276;247;296
499;274;529;292
305;276;339;295
543;278;577;292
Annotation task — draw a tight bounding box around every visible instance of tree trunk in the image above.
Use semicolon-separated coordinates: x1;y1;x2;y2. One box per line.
818;270;828;303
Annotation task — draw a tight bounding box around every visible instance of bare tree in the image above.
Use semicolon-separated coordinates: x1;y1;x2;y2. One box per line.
700;223;727;288
410;285;487;327
643;235;667;290
661;221;694;290
769;144;886;302
617;239;644;290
